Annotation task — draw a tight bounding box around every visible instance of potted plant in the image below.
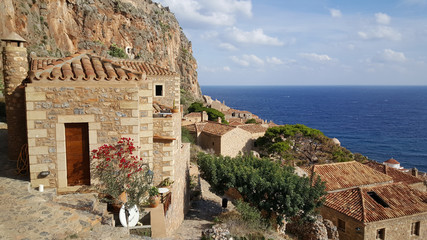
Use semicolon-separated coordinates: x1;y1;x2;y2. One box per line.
159;177;174;189
172;100;179;113
92;138;153;212
149;186;160;208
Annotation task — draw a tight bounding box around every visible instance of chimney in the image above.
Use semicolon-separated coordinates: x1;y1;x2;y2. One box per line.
412;167;419;177
384;165;388;174
201;111;208;122
217;117;221;123
1;32;28;160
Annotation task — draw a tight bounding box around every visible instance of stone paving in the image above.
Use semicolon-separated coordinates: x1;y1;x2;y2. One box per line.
0;127;144;240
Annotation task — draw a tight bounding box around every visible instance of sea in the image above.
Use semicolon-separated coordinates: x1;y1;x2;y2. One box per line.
202;86;427;172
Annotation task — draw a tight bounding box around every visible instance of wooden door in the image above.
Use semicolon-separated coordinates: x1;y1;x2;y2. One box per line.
65;123;90;186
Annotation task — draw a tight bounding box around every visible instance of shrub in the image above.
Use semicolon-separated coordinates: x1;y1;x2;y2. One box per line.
108;43;127;58
182;127;195;144
245;118;257;124
197;153;326;224
92;138;152;208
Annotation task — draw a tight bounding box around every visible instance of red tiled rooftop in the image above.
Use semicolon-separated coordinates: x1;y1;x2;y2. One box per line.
302;161;393;192
184;112;203;118
238;124;268;134
113;60;177;76
200;122;236;136
29;53;145;82
324;183;427;223
384;158;400;164
364;161;422;185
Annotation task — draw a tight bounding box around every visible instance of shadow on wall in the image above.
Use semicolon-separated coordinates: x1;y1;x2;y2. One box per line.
0;129;29;181
0;99;5;122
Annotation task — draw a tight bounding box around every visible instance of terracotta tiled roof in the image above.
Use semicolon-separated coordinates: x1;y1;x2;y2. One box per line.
184;112;202;118
302;161;393;192
238;124;268;134
364;161;423;185
384;158;400;164
183;124;196;133
324;183;427;223
200;122;236;136
29;53;145;82
113;60;177;76
229;121;244;126
195;122;207;133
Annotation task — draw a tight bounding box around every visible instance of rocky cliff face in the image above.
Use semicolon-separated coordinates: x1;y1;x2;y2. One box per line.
0;0;202;102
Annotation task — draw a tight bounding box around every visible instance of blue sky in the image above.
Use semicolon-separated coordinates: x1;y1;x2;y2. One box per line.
157;0;427;86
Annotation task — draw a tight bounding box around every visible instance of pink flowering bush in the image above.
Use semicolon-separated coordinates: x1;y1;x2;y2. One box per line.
92;138;153;207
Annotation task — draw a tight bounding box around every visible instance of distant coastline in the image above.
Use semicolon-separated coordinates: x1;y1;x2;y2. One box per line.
202;85;427;172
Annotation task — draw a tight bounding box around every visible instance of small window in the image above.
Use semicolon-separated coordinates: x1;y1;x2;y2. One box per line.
411;221;420;236
155;85;163;96
338;219;346;232
376;228;385;240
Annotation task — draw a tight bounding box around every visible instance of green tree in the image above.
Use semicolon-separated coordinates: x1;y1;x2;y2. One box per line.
188;102;228;124
245;118;257;124
197;153;326;224
256;124;354;165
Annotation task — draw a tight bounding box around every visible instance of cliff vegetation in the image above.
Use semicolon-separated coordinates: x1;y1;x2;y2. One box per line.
0;0;202;105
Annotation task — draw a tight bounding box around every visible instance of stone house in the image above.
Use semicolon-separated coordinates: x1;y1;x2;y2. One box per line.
185;121;253;157
182;111;208;126
1;34;189;236
300;161;427;240
223;108;253;121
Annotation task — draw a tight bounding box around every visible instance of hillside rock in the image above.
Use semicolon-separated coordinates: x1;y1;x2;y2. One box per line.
0;0;202;102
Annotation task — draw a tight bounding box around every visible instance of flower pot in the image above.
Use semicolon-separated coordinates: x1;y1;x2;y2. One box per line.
172;108;179;113
150;195;160;208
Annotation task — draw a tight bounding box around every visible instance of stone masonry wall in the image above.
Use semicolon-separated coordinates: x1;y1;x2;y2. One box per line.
364;213;427;240
152;113;181;184
321;206;427;240
199;133;221;155
320;206;364;240
2;44;28;160
26;83;142;189
165;142;190;235
220;128;252;157
152;76;180;109
138;81;154;171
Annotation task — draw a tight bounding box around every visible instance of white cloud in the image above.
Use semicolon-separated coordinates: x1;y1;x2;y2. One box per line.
219;43;238;51
379;49;407;62
230;54;265;67
227;27;284;46
201;31;219;40
329;8;342;18
375;12;391;25
266;57;284;65
157;0;252;28
300;53;333;62
201;65;232;72
358;26;402;41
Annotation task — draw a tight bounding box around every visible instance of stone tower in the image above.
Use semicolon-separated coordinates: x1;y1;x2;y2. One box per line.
1;32;28;160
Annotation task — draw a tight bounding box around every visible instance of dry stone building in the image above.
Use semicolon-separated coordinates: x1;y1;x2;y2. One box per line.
300;161;427;240
1;34;189;236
